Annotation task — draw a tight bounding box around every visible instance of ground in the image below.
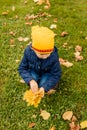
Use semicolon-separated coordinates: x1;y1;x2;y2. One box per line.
0;0;87;130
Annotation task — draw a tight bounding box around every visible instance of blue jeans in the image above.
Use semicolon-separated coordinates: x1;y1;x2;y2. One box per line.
30;70;50;88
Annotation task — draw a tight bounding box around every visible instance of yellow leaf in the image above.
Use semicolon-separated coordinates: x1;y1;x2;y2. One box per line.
40;110;50;120
50;126;56;130
80;121;87;129
23;89;44;107
62;111;73;121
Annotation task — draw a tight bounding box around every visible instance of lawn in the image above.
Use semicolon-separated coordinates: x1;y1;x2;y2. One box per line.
0;0;87;130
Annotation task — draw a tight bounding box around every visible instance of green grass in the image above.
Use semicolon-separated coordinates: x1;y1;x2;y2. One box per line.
0;0;87;130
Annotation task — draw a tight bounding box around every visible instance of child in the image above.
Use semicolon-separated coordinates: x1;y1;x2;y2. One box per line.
18;25;62;93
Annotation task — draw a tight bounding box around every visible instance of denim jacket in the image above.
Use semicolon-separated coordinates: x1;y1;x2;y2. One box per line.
18;44;62;91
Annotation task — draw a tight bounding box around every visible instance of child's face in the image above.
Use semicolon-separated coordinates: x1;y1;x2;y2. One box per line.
34;51;51;59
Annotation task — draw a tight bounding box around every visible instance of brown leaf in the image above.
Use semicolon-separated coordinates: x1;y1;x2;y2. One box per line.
2;11;9;15
47;89;56;95
18;37;24;42
62;111;73;121
53;18;58;23
61;31;68;37
59;58;73;68
69;122;80;130
40;110;50;120
9;31;16;36
28;122;35;128
10;39;15;45
75;45;82;52
74;52;83;61
80;120;87;129
71;115;77;122
25;22;32;25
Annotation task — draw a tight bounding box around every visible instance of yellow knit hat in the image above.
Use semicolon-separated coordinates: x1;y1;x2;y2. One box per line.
31;25;55;54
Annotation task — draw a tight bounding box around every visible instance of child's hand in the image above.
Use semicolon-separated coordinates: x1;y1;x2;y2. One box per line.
30;80;38;93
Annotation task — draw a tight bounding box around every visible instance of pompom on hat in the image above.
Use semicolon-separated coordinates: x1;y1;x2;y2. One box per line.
31;25;56;54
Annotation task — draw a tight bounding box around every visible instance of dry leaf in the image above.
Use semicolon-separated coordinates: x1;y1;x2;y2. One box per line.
23;37;29;42
9;31;16;36
69;122;80;130
53;18;58;23
47;89;56;95
15;60;20;63
40;110;50;120
18;37;24;42
59;58;73;68
71;115;77;122
80;120;87;129
50;126;56;130
50;24;57;29
28;122;35;128
12;6;15;11
24;0;28;4
61;31;68;37
2;11;9;15
10;39;14;45
33;0;39;2
62;111;73;121
25;22;32;25
75;45;82;52
74;52;83;61
20;79;25;83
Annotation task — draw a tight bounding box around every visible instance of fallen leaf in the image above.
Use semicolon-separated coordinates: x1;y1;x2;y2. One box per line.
61;31;68;37
23;37;29;42
50;126;56;130
10;39;14;45
80;120;87;129
24;0;28;4
40;110;50;120
53;18;58;23
2;11;9;15
62;42;68;47
75;45;82;52
62;111;73;121
25;22;32;25
33;0;39;2
18;37;24;42
9;31;16;36
15;60;20;63
20;79;25;83
71;115;77;122
50;24;57;29
12;6;15;11
28;122;35;128
74;52;83;61
69;122;80;130
59;58;73;68
47;89;56;95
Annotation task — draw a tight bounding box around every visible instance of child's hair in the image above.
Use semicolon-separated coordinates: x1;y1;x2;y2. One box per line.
31;25;55;54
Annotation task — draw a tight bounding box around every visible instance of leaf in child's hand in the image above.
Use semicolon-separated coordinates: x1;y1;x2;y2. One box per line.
80;120;87;129
40;110;50;120
23;89;44;107
28;122;36;128
62;111;73;121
